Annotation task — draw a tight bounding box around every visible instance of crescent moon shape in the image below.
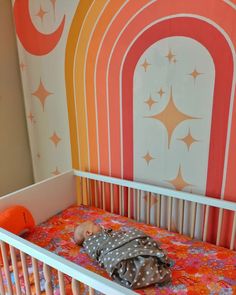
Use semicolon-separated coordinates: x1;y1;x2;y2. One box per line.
14;0;65;56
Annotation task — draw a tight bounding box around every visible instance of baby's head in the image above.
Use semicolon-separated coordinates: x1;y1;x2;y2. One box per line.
74;221;102;246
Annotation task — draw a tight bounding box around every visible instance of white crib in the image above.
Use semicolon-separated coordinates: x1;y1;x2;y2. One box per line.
0;169;235;295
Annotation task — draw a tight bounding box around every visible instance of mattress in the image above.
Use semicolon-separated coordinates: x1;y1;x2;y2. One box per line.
3;205;236;294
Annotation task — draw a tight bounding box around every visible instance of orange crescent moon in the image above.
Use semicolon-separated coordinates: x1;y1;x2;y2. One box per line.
14;0;65;56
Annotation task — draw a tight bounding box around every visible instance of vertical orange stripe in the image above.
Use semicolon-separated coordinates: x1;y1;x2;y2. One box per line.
96;0;149;177
103;1;149;177
86;0;125;174
74;0;107;172
65;0;94;170
65;0;94;204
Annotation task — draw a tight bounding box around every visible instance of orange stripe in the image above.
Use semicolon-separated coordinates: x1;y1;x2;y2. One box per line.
65;0;94;169
85;0;125;173
74;0;107;171
96;0;148;176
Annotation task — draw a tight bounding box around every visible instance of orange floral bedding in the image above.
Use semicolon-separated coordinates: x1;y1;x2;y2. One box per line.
2;205;236;294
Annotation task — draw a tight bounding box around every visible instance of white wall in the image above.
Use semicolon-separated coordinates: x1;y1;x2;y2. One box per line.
0;0;34;196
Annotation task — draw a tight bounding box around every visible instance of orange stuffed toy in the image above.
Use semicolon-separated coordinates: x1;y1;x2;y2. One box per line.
0;205;35;265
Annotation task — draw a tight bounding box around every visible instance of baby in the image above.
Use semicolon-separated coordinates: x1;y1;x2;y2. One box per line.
74;220;102;245
74;221;172;289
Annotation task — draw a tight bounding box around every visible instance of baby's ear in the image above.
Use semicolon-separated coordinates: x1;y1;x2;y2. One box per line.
85;230;92;237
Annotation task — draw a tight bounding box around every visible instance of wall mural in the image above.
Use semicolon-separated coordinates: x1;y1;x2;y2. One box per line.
12;0;78;182
14;0;65;56
13;0;236;248
65;0;236;247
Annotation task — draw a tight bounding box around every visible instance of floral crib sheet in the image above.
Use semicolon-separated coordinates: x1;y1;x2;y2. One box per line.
3;205;236;294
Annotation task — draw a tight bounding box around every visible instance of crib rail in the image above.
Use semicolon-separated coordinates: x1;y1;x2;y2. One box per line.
75;170;236;250
0;229;135;295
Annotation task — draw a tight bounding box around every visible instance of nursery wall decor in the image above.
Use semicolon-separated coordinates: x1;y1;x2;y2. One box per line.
65;0;236;247
13;0;236;247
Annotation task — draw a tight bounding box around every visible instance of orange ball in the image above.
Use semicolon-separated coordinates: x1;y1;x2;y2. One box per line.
0;206;35;265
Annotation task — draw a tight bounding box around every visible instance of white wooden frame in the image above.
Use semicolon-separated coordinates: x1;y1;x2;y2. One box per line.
0;170;77;225
0;169;235;295
76;171;236;248
76;171;236;212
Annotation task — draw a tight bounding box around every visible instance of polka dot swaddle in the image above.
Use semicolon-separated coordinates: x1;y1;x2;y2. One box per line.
83;228;172;289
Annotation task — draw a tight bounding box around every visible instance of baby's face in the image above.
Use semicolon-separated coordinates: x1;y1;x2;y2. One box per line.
74;221;102;245
86;221;102;235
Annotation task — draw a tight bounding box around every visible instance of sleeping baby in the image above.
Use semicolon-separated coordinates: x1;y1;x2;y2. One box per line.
74;221;172;289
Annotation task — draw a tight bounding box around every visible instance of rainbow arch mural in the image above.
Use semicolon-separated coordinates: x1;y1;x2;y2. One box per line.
65;0;236;247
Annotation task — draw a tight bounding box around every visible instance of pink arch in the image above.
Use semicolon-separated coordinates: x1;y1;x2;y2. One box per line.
122;17;234;242
105;0;235;180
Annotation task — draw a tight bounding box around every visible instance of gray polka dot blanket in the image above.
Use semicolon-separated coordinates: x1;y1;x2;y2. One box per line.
83;228;173;289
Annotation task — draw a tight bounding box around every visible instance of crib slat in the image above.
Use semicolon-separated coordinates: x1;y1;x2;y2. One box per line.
128;187;131;218
94;180;98;207
110;183;114;213
137;190;141;222
102;181;105;210
167;197;172;231
119;186;123;216
156;194;161;227
146;192;150;224
20;251;31;295
80;177;84;205
190;202;197;239
9;246;21;295
122;186;125;216
230;212;236;250
135;189;138;221
179;200;184;234
203;205;210;242
89;286;95;295
32;258;41;295
0;241;13;295
58;271;66;295
132;189;137;220
119;186;122;215
216;208;223;246
86;178;91;206
43;263;53;295
84;178;89;205
0;262;5;295
99;181;103;209
71;278;79;295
